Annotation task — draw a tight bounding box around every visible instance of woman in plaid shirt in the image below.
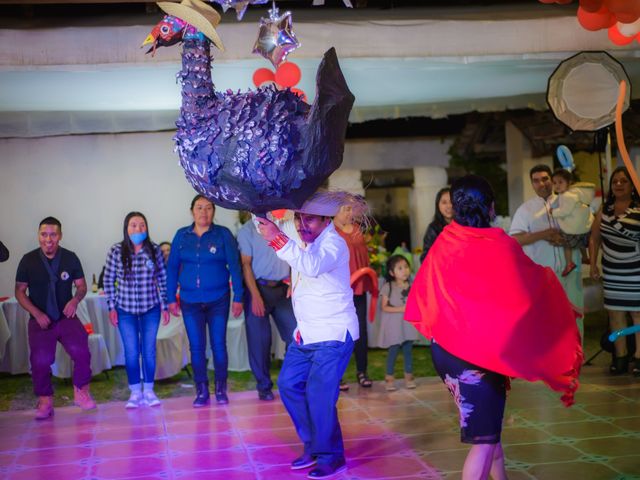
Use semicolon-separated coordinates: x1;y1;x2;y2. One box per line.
104;211;169;409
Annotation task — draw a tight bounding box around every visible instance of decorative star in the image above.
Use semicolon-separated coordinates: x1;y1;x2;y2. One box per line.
210;0;268;21
252;7;301;68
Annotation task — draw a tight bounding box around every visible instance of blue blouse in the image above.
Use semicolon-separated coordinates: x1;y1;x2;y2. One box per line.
166;223;244;304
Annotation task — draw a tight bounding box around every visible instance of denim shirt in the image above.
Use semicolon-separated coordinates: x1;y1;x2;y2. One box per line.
166;223;243;305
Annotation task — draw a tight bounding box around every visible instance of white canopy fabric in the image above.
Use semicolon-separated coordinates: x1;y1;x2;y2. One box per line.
1;6;639;137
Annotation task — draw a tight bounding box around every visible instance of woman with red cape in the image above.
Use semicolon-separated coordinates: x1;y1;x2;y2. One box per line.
405;175;583;480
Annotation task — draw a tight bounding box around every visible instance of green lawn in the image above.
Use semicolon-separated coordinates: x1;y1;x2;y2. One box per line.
0;310;608;411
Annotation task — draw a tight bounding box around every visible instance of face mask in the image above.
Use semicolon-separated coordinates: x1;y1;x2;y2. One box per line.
130;232;148;246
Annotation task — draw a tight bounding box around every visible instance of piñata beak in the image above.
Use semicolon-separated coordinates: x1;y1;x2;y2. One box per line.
141;33;156;48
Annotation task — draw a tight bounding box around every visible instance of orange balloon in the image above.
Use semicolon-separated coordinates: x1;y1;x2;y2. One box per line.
252;68;275;88
274;62;302;88
608;24;636;44
615;81;640;194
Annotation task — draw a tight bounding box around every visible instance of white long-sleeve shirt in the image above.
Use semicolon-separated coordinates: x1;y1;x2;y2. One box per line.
276;222;359;344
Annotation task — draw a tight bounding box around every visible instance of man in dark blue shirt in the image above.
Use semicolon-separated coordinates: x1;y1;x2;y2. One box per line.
15;217;96;419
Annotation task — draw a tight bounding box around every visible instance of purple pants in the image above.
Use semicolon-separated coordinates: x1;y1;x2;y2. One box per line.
28;316;92;396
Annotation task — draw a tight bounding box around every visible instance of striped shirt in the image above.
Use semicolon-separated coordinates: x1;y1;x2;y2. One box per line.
104;242;168;314
600;201;640;311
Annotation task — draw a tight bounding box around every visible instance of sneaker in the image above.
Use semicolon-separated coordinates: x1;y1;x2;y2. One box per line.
404;373;417;389
35;396;54;420
385;375;397;392
125;391;143;409
291;453;317;470
73;385;97;411
258;390;275;401
307;458;347;479
143;390;161;407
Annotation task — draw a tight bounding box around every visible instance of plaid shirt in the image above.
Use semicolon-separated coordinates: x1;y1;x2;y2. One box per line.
104;242;168;314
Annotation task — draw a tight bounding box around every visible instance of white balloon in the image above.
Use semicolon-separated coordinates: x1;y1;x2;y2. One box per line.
617;19;640;37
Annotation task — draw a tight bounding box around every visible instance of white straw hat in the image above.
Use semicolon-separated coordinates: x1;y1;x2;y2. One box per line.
157;0;225;51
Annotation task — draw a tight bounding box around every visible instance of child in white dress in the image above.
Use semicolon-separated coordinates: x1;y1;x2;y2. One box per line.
379;255;420;391
551;169;594;277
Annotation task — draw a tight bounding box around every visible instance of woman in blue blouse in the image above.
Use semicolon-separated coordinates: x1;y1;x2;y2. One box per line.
104;211;169;409
167;195;244;406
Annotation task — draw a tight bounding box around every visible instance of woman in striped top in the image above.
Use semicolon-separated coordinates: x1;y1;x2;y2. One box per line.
590;167;640;376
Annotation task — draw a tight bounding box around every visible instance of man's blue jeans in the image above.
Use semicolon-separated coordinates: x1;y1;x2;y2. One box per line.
181;294;230;383
277;332;354;465
116;305;161;386
244;284;297;393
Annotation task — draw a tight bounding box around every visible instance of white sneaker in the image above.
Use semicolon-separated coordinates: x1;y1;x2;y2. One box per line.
143;390;161;407
125;391;143;409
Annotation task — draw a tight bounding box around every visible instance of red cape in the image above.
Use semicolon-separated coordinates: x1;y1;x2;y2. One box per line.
405;221;583;406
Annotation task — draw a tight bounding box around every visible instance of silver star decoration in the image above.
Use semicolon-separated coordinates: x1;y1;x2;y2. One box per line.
210;0;268;21
252;7;301;68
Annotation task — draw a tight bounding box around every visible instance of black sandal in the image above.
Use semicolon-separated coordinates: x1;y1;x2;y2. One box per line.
632;357;640;378
356;372;373;388
339;380;349;392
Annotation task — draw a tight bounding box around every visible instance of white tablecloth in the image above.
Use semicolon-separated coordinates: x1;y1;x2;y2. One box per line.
51;333;112;378
0;288;420;377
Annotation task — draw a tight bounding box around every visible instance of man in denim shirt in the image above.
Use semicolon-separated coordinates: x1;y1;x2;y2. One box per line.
237;213;296;401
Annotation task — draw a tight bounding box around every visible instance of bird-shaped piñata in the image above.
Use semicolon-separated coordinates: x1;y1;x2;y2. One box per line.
143;0;355;213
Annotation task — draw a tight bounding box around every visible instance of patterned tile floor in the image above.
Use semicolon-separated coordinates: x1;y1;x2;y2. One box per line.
0;366;639;479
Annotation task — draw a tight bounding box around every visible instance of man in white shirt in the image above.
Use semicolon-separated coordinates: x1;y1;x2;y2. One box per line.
510;164;584;337
256;191;360;480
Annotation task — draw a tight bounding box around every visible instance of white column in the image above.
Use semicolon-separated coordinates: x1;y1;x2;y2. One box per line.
505;121;553;216
409;166;448;253
328;168;364;196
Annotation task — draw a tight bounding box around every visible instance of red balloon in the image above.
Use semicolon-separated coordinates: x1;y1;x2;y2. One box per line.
579;0;604;13
252;68;275;88
606;0;640;22
290;88;307;103
577;6;616;30
608;24;636;45
275;62;302;88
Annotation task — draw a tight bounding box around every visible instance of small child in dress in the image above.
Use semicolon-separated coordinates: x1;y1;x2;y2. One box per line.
551;168;594;277
380;255;420;391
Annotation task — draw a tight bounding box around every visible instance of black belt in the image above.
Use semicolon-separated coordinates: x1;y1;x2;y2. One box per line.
256;279;286;288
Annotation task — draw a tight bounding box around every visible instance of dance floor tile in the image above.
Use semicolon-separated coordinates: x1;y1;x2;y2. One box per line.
167;433;242;452
503;443;583;464
232;414;292;430
513;405;592;424
90;457;170;479
400;432;465;453
0;369;638;479
383;417;457;436
608;455;640;478
237;427;299;447
171;448;251;471
247;443;300;466
15;446;92;467
94;424;164;443
7;463;87;480
345;436;422;458
544;420;623;439
501;426;551;444
165;418;232;436
23;431;94;449
573;436;640;457
582;401;640;418
345;455;436;478
93;439;168;458
527;461;619;480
